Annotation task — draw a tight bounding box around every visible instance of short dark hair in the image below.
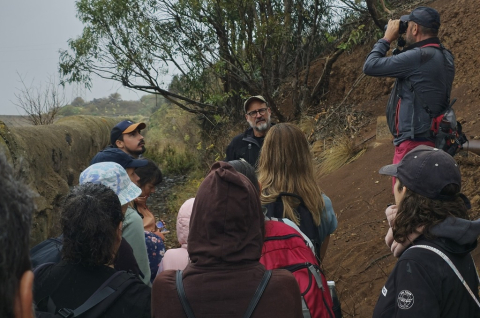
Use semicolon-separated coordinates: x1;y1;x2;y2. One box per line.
418;24;438;37
0;154;35;318
393;181;468;243
228;159;259;193
135;159;163;188
61;183;124;267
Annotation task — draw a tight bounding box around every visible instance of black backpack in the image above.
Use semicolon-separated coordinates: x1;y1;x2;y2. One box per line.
34;263;138;318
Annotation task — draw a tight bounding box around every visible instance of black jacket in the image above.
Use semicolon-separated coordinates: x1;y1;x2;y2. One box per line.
34;261;151;318
225;127;266;167
373;217;480;318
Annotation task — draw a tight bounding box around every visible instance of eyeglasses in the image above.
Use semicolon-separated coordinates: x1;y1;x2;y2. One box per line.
246;108;268;117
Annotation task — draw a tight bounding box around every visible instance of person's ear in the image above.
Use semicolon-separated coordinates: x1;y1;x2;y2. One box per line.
13;270;34;318
413;23;418;36
115;139;124;149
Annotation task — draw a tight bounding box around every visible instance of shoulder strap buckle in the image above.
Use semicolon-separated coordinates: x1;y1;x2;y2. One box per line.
57;308;74;318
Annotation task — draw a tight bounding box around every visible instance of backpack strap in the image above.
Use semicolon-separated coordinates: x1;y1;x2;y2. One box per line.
41;270;136;318
33;262;56;275
69;271;133;317
176;270;196;318
277;192;306;205
409;245;480;308
242;270;272;318
175;270;272;318
276;192;323;259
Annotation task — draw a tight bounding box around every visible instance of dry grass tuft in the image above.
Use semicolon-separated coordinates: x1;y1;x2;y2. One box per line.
317;135;366;176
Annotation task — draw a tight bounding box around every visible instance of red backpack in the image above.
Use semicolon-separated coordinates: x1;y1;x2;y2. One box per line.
260;220;334;318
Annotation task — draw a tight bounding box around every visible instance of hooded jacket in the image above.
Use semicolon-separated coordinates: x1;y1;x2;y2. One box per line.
152;162;302;318
373;216;480;317
157;198;194;274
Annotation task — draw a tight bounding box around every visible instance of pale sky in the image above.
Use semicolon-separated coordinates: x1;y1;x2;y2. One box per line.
0;1;161;115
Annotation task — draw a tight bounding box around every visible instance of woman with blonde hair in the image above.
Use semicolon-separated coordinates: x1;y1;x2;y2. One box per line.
257;123;337;260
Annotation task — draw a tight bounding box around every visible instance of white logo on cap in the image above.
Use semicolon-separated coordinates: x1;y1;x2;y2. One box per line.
382;286;388;297
397;290;414;309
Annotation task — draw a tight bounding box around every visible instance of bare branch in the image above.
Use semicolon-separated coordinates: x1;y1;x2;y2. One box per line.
13;73;66;125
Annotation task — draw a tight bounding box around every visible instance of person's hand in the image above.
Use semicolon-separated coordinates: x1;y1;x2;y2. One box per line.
384;19;400;43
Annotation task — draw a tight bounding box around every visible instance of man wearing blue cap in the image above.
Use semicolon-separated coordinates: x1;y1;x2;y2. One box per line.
363;7;455;169
110;120;146;158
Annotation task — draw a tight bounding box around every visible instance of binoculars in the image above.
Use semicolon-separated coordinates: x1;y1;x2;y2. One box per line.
384;20;409;34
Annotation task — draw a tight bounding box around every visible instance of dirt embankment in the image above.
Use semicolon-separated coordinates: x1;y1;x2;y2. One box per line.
0;116;117;245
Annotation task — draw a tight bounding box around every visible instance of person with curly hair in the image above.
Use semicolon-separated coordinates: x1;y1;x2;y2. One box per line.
374;145;480;317
33;182;151;318
257;123;337;260
0;153;35;318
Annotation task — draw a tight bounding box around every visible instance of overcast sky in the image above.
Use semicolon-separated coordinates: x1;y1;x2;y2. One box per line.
0;1;159;115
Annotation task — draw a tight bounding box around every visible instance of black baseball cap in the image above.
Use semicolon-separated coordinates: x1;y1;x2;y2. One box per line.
90;148;148;169
401;6;441;30
244;95;267;113
110;120;146;145
379;145;460;200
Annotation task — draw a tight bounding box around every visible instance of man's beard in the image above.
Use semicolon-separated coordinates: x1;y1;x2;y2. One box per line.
249;118;271;132
127;145;146;157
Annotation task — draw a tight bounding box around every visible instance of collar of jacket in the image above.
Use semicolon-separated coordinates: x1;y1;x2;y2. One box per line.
404;37;441;52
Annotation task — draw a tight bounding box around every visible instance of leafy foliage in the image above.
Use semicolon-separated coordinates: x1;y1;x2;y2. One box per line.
59;0;363;121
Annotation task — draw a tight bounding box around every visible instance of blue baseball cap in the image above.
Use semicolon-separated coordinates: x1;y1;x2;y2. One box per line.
80;162;142;205
90;148;148;169
401;7;440;30
110;120;146;145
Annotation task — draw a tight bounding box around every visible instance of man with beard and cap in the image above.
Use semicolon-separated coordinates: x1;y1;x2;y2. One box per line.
109;120;146;158
363;7;455;176
152;161;303;318
226;96;273;167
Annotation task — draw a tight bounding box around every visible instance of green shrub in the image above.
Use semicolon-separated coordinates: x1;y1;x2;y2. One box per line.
145;143;196;175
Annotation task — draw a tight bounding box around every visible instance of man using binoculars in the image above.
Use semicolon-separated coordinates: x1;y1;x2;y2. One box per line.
363;7;455;165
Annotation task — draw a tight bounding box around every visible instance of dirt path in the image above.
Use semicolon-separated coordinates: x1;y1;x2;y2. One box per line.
320;140;480;317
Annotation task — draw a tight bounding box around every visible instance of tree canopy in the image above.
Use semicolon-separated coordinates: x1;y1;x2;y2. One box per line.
60;0;385;121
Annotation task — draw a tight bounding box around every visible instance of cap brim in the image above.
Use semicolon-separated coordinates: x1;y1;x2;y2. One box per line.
244;96;267;112
117;181;142;205
400;15;410;22
125;158;148;168
379;164;398;177
123;122;146;134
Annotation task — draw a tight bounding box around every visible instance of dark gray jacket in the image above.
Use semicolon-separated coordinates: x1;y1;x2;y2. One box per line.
363;38;455;145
